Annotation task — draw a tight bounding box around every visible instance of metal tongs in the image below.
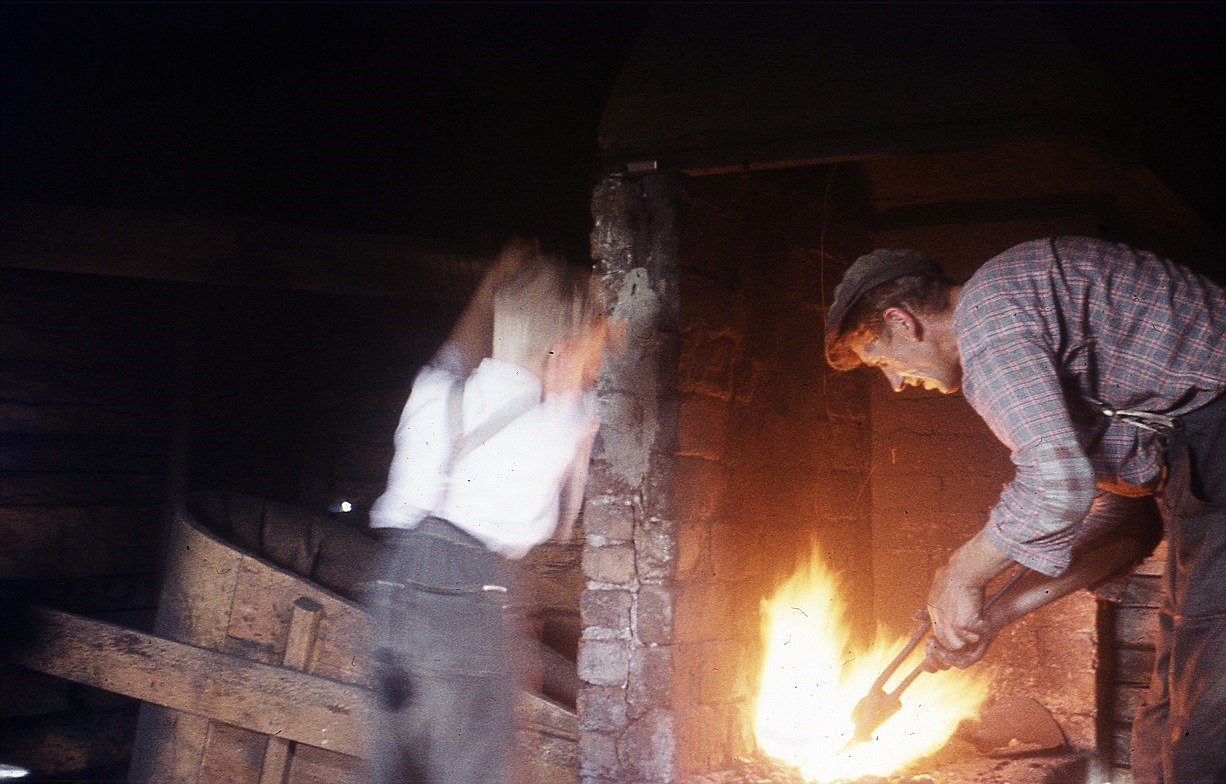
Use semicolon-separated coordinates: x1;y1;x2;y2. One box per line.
841;566;1029;752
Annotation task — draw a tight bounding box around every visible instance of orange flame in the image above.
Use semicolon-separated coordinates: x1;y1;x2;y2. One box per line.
753;548;990;780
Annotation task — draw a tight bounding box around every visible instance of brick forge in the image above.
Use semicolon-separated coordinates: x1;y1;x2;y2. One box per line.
576;166;1160;783
578;170;879;783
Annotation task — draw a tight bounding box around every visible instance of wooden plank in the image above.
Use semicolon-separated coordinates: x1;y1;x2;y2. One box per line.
1113;606;1161;650
1119;574;1164;608
1113;683;1149;724
1115;646;1157;686
200;722;267;784
15;607;579;759
1111;723;1135;768
224;554;374;685
281;742;364;784
129;705;212;784
260;598;324;784
13;607;371;758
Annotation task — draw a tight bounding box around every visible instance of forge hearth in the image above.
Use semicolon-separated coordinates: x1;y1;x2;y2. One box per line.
576;160;1171;782
683;745;1100;784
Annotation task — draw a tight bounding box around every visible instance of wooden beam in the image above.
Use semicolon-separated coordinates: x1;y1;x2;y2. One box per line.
260;597;324;784
12;607;370;758
11;606;580;754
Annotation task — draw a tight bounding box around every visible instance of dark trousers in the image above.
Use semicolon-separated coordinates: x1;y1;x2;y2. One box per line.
365;519;516;784
1131;395;1226;784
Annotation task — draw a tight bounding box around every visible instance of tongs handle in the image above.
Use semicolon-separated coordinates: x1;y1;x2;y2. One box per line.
870;566;1029;695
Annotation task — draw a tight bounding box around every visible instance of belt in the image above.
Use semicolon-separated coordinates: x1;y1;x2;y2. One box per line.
373;518;508;596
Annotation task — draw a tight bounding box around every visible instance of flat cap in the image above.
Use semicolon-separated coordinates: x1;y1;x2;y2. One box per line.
824;249;942;367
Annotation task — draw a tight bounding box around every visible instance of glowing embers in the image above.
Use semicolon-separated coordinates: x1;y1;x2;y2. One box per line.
753;546;990;781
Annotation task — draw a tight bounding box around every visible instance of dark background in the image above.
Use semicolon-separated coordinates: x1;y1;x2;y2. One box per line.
3;3;1224;259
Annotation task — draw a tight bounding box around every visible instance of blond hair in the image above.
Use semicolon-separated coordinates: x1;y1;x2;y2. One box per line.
492;254;601;375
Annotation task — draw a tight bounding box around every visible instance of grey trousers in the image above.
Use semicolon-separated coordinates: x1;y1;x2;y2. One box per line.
365;520;516;784
1130;395;1226;784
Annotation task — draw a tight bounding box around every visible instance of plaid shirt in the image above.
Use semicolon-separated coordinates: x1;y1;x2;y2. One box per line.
954;237;1226;576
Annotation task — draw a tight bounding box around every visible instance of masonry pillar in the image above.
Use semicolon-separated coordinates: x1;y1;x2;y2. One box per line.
580;172;682;784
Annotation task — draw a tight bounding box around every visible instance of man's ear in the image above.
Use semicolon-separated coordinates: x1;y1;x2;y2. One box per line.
882;306;922;341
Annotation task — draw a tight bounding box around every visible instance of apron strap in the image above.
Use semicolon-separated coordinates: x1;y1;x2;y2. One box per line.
1087;396;1181;435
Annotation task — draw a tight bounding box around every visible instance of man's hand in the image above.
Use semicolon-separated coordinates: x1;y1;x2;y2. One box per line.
926;562;988;652
926;529;1015;653
924;620;998;670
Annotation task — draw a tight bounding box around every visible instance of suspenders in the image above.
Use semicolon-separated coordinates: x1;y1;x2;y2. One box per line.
443;378;538;477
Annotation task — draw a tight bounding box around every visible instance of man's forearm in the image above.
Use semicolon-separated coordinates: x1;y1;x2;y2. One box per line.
946;528;1016;590
983;536;1139;631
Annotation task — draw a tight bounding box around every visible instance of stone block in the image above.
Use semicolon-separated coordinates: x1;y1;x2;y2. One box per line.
710;522;763;582
1120;573;1163;608
1060;712;1096;751
804;420;872;474
635;517;678;581
675;518;712;579
674;704;737;778
874;510;984;553
871;474;944;513
677;394;731;460
871;548;938;632
579;685;628;732
672;456;729;527
583;543;636;585
673;640;755;710
584;495;635;543
621;708;677;782
937;474;1012;514
581;588;633;631
876;393;988;435
876;431;1013;478
640;453;679;522
636;583;676;645
679;272;740;333
1115;647;1156;687
585;460;638;501
821;370;872;423
578;730;620;778
678;331;738;399
728;408;810;470
984;623;1041;675
628;643;674;713
810;473;871;521
1114;606;1161;650
673;583;737;645
579;639;630;687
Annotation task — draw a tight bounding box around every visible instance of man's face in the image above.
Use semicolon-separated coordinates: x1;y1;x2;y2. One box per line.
851;320;962;394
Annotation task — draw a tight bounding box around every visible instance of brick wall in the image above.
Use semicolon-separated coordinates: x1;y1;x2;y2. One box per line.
580;168;874;782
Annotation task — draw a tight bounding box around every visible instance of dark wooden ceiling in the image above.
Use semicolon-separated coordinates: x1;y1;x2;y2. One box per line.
2;4;1222;252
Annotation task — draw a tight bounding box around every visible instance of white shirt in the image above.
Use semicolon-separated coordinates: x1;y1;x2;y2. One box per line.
369;348;599;559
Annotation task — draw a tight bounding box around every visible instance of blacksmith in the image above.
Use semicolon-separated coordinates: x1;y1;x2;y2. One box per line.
824;237;1225;783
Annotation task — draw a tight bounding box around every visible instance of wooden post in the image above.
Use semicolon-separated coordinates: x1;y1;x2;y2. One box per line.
259;597;324;784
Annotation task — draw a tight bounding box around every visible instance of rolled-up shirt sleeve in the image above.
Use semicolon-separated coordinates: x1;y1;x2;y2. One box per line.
985;440;1097;576
961;334;1098;577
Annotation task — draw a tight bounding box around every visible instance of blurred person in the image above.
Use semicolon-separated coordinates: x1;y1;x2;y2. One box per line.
364;238;613;784
824;237;1225;783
